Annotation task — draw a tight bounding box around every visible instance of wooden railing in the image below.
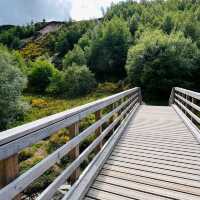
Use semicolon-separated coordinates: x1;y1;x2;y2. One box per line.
169;87;200;141
0;87;141;200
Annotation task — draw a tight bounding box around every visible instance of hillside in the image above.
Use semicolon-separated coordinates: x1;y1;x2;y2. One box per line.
1;0;200;198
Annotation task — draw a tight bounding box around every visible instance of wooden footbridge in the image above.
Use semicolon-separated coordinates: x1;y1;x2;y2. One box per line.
1;87;200;200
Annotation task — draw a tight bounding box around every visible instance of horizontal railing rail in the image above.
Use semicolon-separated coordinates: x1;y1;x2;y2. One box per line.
169;87;200;141
0;87;141;200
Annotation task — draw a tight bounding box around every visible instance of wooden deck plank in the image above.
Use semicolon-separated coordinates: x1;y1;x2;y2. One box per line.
111;152;200;170
92;181;172;200
118;141;200;153
115;144;200;158
103;164;200;188
109;155;200;175
86;188;135;200
100;169;200;196
114;146;200;163
84;105;200;200
96;175;200;200
113;149;200;168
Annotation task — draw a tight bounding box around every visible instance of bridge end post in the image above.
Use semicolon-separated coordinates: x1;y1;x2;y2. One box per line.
139;87;142;105
95;110;103;151
169;87;175;106
68;122;80;184
0;154;20;199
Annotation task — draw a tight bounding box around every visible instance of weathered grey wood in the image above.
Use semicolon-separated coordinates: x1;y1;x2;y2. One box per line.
61;103;139;200
172;104;200;143
68;122;80;184
100;169;200;196
86;188;135;200
103;163;200;188
91;181;169;200
175;87;200;100
115;145;200;163
0;88;139;160
95;110;102;151
38;102;139;200
82;104;200;200
0;91;140;200
175;99;200;124
175;93;200;112
113;149;200;169
109;154;200;175
96;175;200;200
169;87;175;105
3;87;200;200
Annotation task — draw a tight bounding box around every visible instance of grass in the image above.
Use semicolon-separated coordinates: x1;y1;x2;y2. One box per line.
13;90;112;127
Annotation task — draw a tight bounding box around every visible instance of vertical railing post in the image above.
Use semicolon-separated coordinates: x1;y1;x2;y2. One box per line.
95;110;102;151
169;87;175;106
185;93;189;117
68;122;80;184
109;103;115;134
183;93;187;114
191;97;197;123
0;154;20;200
139;88;142;105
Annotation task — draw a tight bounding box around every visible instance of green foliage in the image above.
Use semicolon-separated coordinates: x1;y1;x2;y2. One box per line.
88;16;131;81
61;65;97;98
126;30;200;100
63;45;86;68
11;51;28;74
0;45;27;130
28;59;58;93
55;21;96;56
0;22;45;49
96;82;121;94
162;15;174;34
21;42;44;60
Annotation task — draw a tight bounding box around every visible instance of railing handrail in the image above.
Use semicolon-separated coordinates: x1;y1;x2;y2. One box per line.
174;87;200;100
170;87;200;142
0;87;139;160
0;87;141;200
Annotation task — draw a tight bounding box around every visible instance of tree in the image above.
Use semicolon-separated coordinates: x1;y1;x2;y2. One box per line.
55;21;95;56
88;16;131;81
28;59;58;93
129;15;139;36
126;30;200;100
63;45;86;68
162;15;174;34
0;45;27;130
61;64;97;98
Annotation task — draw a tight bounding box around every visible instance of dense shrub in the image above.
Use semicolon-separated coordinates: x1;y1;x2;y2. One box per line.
55;21;96;56
126;30;200;100
62;65;97;98
0;46;27;130
88;16;131;81
96;82;120;94
28;59;58;93
21;42;44;60
63;45;86;68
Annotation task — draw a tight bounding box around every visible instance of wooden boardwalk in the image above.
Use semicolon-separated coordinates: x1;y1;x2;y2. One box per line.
84;105;200;200
1;87;200;200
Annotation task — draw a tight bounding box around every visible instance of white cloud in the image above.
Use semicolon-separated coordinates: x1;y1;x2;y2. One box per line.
70;0;123;20
0;0;72;25
0;0;125;25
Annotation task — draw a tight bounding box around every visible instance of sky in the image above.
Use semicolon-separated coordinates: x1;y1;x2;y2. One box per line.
0;0;125;25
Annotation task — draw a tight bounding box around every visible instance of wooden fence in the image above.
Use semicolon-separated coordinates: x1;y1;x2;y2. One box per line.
0;87;141;200
169;87;200;142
